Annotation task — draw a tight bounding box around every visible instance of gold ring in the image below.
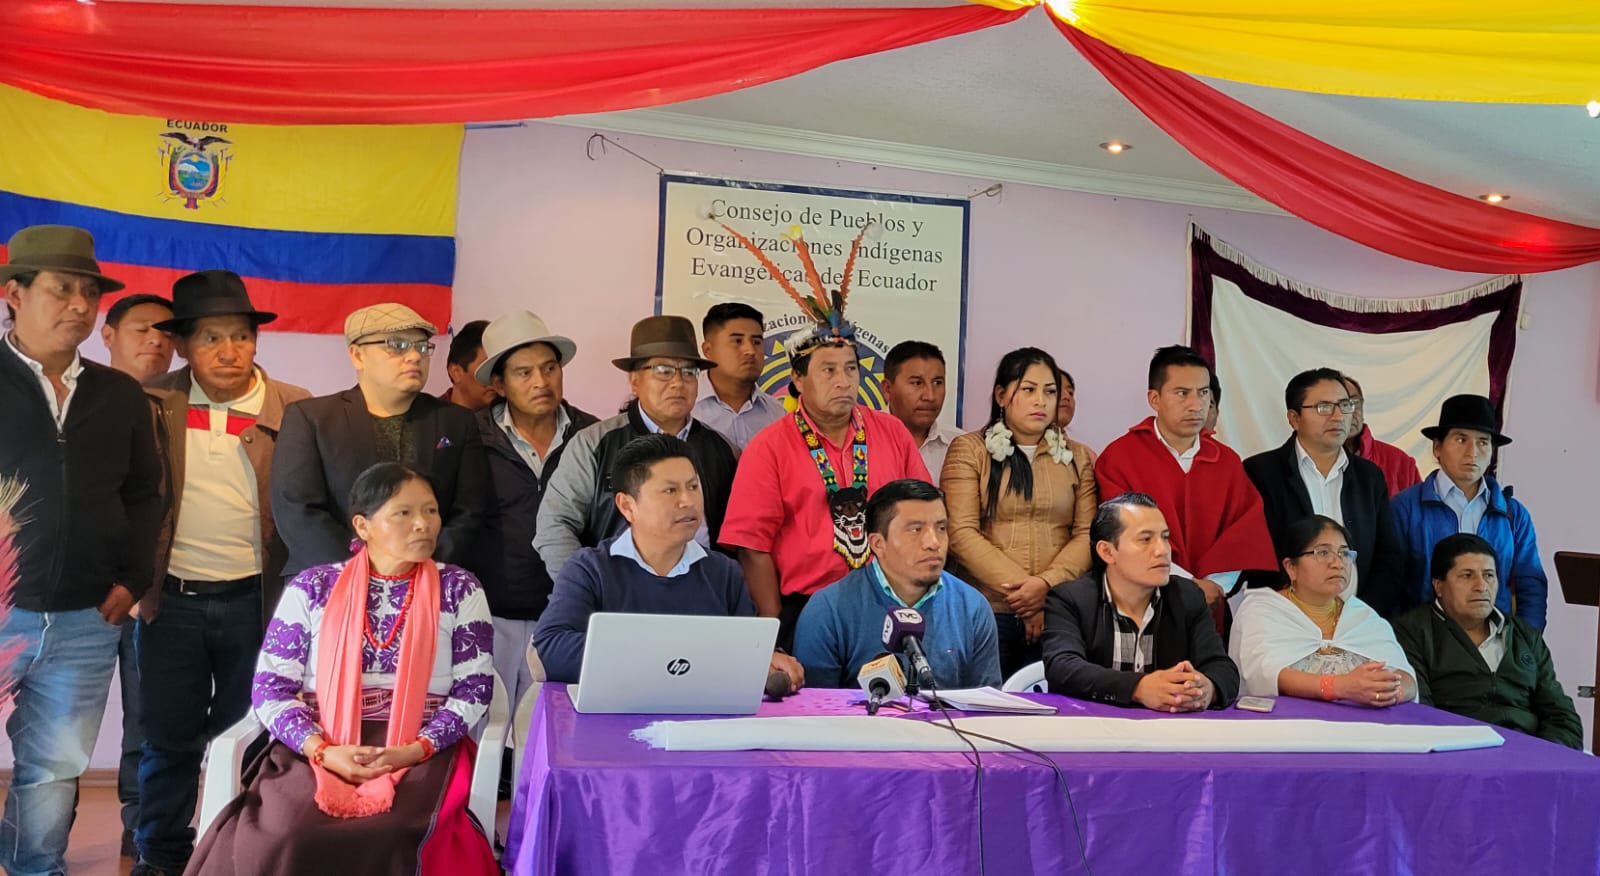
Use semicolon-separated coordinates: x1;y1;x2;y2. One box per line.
1374;691;1380;702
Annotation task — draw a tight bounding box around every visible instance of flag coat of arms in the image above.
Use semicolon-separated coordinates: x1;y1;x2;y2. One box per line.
0;85;462;334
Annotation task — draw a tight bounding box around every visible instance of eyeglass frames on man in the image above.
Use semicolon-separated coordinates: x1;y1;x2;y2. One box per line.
1298;399;1357;416
636;363;704;382
357;337;435;356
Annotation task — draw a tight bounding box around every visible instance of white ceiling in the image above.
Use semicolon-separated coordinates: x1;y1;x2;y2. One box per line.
95;1;1600;225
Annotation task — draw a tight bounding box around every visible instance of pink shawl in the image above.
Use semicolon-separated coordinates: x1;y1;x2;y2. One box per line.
310;548;441;818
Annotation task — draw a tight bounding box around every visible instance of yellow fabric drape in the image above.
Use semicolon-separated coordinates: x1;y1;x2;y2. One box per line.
965;0;1040;10
1033;1;1600;104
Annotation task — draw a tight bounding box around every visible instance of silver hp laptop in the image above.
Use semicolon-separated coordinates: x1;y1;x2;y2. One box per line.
570;613;780;715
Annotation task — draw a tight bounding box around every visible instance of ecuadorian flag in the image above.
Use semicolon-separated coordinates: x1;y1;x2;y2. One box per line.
0;86;461;334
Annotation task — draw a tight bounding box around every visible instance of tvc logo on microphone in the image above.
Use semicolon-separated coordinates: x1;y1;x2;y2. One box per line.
883;608;922;642
665;658;692;676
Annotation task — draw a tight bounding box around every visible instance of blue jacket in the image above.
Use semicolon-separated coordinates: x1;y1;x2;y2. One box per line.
1390;471;1546;628
793;563;1001;690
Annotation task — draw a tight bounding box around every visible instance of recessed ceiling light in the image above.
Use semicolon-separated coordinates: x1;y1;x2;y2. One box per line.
1478;193;1510;204
1588;100;1600;119
1099;141;1131;155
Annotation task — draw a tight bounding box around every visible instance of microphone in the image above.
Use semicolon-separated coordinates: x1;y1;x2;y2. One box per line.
764;669;793;700
881;607;936;694
856;652;906;715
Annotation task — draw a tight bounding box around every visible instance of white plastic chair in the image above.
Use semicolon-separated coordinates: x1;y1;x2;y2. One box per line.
198;675;510;843
510;682;541;787
1001;660;1048;693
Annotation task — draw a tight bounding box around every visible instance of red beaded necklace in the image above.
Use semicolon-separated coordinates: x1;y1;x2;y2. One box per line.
365;567;417;651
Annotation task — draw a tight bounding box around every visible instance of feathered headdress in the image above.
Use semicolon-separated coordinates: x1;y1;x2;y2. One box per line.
0;478;29;712
714;219;872;363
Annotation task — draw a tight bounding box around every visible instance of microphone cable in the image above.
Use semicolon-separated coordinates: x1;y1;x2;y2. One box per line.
934;723;1094;876
919;680;1094;876
920;674;987;876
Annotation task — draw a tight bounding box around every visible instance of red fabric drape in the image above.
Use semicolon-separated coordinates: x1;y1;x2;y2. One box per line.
1055;18;1600;274
0;2;1024;125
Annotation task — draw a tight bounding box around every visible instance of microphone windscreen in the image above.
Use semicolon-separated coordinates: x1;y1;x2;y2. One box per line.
856;652;906;703
880;606;928;652
764;669;793;699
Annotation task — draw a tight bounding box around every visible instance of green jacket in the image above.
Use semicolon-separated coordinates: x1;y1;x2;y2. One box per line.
1391;604;1583;750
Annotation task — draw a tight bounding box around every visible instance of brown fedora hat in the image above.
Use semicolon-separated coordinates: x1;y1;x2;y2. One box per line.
155;270;277;333
610;315;717;372
0;225;125;293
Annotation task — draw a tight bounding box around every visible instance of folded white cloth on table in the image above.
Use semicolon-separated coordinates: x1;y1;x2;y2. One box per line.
631;715;1503;754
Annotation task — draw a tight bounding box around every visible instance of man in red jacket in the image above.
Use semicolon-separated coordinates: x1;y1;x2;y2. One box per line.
1341;374;1422;498
1094;346;1275;625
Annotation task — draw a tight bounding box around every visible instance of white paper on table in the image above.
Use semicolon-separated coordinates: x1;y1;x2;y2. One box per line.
915;687;1057;714
631;714;1504;754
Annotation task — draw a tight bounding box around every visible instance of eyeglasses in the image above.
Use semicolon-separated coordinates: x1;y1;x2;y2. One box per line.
1297;546;1357;564
358;338;435;356
637;363;704;382
1298;400;1357;416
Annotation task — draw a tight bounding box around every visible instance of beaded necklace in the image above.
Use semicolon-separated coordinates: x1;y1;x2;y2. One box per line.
793;408;871;568
365;567;417;651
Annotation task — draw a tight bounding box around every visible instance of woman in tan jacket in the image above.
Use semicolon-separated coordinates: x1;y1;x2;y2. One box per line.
943;348;1098;679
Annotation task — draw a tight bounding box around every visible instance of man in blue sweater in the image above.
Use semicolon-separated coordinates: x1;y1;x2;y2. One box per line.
533;434;806;688
794;479;1000;689
1390;395;1546;628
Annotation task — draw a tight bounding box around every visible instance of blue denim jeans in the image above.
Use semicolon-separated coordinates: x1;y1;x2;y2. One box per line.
117;618;143;834
133;588;262;871
0;607;122;876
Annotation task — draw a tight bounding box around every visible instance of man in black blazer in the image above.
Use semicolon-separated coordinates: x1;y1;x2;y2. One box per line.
1041;493;1240;710
271;303;489;578
1243;368;1406;616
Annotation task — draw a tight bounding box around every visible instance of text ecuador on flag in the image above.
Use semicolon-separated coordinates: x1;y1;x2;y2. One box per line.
0;85;462;334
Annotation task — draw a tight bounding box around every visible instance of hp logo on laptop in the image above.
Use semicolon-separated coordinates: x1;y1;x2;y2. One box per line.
666;658;692;676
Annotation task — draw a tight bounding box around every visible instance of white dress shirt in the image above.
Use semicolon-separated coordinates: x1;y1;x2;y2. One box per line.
1295;439;1349;522
1153;423;1238;592
4;333;82;429
917;420;965;487
1155;424;1201;474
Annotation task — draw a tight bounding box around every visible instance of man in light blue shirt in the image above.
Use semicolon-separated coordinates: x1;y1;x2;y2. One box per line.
1391;394;1546;627
795;479;1000;689
692;303;785;449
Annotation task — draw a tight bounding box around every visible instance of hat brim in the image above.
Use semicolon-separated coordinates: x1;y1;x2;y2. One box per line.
153;311;277;333
0;263;126;294
475;335;578;386
347;322;438;345
611;355;718;373
1420;425;1512;446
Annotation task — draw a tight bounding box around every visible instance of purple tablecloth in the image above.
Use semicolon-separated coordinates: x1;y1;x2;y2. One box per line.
504;686;1600;876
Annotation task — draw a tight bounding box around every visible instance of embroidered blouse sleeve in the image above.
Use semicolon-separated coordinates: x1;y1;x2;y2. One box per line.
419;567;497;751
252;565;334;752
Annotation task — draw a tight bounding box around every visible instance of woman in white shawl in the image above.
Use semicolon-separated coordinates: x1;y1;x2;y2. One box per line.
1230;515;1417;706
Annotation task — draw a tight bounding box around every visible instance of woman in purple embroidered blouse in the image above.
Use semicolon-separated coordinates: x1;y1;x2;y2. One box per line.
189;463;497;876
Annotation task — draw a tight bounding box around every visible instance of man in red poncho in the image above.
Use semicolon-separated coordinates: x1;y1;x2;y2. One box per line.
1094;345;1276;631
1340;374;1422;499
